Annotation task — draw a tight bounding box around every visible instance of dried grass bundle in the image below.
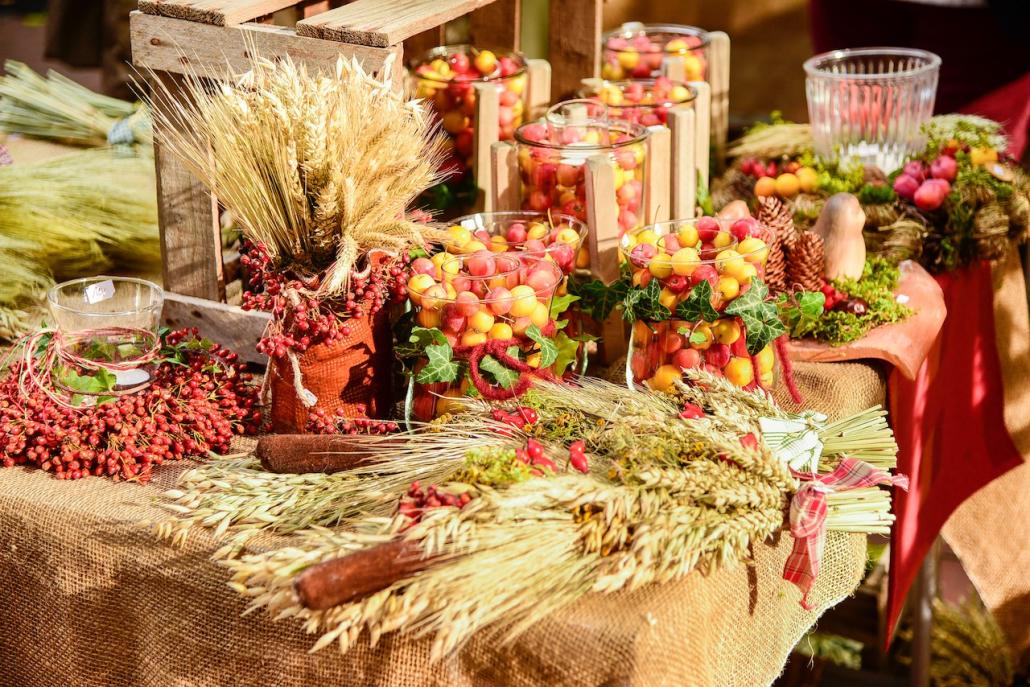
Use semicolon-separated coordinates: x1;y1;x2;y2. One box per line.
145;54;447;295
727;122;813;160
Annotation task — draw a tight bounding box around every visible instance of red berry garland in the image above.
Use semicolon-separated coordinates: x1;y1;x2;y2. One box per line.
0;328;261;484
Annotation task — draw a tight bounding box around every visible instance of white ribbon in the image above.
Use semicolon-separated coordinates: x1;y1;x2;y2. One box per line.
759;411;828;474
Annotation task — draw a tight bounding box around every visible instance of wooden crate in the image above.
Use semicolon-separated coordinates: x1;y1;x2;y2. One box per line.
130;0;603;361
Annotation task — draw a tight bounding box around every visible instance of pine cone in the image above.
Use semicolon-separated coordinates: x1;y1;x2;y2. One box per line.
756;196;793;295
788;231;825;292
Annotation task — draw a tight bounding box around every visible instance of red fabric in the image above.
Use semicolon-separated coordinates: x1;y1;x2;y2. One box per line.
785;459;909;609
885;262;1023;642
958;71;1030;159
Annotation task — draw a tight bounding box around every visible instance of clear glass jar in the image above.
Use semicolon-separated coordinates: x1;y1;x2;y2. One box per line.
580;78;696;128
448;211;589;275
410;45;529;215
514;101;648;237
804;47;940;172
601;23;711;82
620;218;774;391
405;255;564;423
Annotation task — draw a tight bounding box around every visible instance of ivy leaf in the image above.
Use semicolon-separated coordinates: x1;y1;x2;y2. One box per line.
552;331;582;377
395;326;447;359
479;355;520;389
415;343;460;384
689;330;709;346
525;325;558;368
622;279;670;322
725;280;786;355
549;293;579;321
567;277;627;321
676;280;719;323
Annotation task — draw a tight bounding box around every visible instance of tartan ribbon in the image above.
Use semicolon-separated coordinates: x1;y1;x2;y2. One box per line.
784;457;909;610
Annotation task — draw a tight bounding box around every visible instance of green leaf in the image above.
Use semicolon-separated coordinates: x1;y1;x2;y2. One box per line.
395;326;447;359
552;331;582;377
689;330;709;346
675;280;719;323
567;277;627;321
525;325;558;368
549;293;579;321
415;343;460;384
725;280;786;355
797;291;826;319
479;355;520;389
622;278;670;322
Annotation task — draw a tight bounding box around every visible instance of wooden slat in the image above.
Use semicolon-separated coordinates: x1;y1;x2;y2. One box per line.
669;108;697;219
547;0;601;101
467;0;520;51
689;80;711;192
708;31;730;169
584;154;619;285
488;141;518;212
525;58;550;121
161;292;271;365
139;0;300;26
297;0;498;47
149;70;226;303
472;81;499;213
401;25;446;70
130;11;400;82
644;125;670;225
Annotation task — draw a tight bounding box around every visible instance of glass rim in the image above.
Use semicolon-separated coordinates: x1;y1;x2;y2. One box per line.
803;47;942;81
451;211;588;247
621;218;767;264
580;79;698;109
514;119;648;151
602;23;712;52
47;275;164;318
410;44;528;82
435;254;563;303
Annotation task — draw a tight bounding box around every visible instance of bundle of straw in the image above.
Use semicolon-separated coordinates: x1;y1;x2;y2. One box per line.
0;60;151;147
0;148;160;335
144;54;447;295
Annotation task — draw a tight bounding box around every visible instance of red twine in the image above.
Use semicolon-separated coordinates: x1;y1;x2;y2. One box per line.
454;338;556;401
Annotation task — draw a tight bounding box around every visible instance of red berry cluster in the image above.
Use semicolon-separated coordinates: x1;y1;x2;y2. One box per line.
514;438;556;475
490;406;539;432
305;406;399;435
567;439;589;473
0;328;261;484
819;281;846;310
397;480;473;525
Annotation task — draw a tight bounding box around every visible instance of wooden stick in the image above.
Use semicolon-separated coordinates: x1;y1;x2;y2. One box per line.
254;434;396;473
295;539;437;610
668;107;696;219
473;81;500;214
525;58;551;121
688;80;711;191
489;140;519;212
644;125;670;225
584;154;619;284
708;31;731;170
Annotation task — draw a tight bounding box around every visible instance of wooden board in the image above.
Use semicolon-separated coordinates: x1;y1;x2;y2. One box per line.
472;81;499;213
489;141;519;212
689;80;711;192
784;261;946;380
669;108;696;219
297;0;499;47
467;0;520;50
139;0;302;26
130;11;399;80
644;125;670;225
525;58;551;121
161;292;271;365
708;31;730;168
148;70;226;304
547;0;601;101
584;155;620;285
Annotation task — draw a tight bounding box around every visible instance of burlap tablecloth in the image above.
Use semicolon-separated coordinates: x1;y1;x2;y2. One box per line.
0;361;886;687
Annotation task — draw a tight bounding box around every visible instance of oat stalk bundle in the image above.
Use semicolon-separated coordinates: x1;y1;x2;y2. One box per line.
144;53;447;295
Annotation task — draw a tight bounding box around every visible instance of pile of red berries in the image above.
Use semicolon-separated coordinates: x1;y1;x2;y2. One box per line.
0;328;261;484
397;480;473;525
305;406;399;435
567;440;588;473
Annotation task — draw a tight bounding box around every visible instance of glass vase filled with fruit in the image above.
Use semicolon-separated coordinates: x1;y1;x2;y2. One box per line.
601;23;710;82
514;100;648;236
403;254;571;423
580;77;696;128
621;216;780;392
411;45;528;215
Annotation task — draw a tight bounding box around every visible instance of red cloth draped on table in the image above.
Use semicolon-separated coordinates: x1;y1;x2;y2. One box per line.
885;75;1030;641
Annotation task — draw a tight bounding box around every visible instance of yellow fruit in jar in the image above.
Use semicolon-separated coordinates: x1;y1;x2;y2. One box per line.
632;320;653;346
508;75;526;96
407;274;436;305
489;235;509;253
415;82;437;99
690;323;713;350
969;147;998;166
775;173;800;198
421;284;449;311
600;85;624;106
737;237;768;265
446;225;472;251
417;308;442;329
659;287;678;310
724;357;754;387
754;176;777;197
509;285;538;317
676;225;700;248
796;166;818;193
682;55;703;81
529;301;550;328
649;255;674;279
440;257;461;276
462;240;488;254
527;222;548;240
715;249;744;274
756;344;775;373
435;390;466;417
576;246;590;268
555;227;580;245
617;50;639;70
583;130;601;145
526;352;543;369
431;251;455;275
760;370;774;388
470;309;495;333
713;319;741;345
489;322;514;340
717;275;740;300
733;262;758;284
635;229;659;246
429;59;452;77
647;364;683;393
671;247;700;276
601;63;625;80
461;331;487;347
612;166;626;191
665;38;688;53
713;231;734;249
444;282;457;300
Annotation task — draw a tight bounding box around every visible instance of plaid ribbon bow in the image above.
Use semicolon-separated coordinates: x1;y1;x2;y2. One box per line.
784;457;909;609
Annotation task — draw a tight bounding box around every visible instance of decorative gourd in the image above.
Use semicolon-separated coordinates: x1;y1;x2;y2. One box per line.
812;192;866;280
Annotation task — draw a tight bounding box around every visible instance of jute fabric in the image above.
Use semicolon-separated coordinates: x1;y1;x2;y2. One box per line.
0;361;882;687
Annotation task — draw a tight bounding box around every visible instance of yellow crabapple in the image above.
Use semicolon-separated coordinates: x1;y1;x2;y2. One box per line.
555;227;582;245
647;364;683;393
526;352;543;369
659;288;678;310
489;322;513;340
617;50;640;70
417;307;442;329
717;276;740;300
737;237;768;265
713;319;741;345
649;255;674;279
527;222;548;240
461;331;487;347
689;323;714;350
421;284;449;311
470;309;495;333
715;249;744;274
407;274;436;305
756;344;775;373
677;225;700;247
724;357;754;387
671;247;700;276
713;231;734;249
489;235;509;253
635;229;659;246
508;285;538;317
